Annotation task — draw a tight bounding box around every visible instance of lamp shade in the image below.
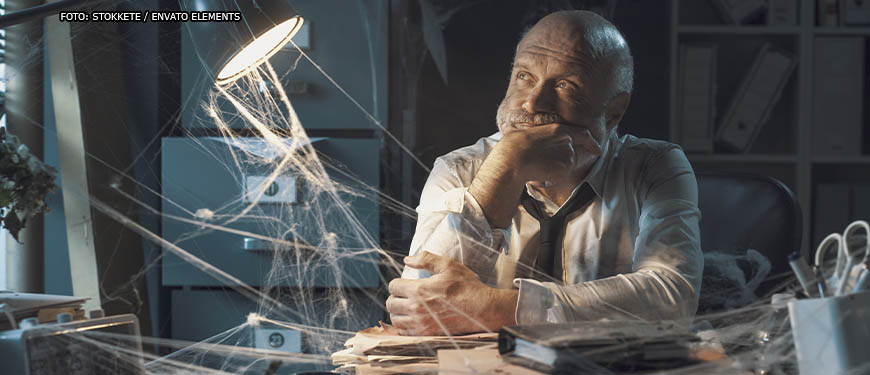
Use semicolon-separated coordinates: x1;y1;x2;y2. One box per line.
181;0;303;85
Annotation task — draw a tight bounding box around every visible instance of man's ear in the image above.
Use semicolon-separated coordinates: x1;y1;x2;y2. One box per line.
604;92;630;131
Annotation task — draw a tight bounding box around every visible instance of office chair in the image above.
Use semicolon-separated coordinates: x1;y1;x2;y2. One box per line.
695;171;803;312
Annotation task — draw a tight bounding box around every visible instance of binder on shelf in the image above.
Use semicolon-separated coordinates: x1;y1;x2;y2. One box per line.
812;37;865;156
709;0;766;25
840;0;870;26
767;0;798;25
818;0;840;26
715;43;796;153
677;44;717;153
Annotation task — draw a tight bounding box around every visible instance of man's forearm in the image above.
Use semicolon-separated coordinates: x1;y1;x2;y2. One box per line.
468;151;526;228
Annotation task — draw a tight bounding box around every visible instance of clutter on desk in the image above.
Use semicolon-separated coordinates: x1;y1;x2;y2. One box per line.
332;321;497;374
0;292;144;375
438;348;545;375
788;219;870;375
498;321;705;373
0;291;89;330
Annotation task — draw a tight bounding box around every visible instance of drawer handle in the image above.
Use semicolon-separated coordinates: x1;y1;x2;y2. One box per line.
243;236;298;251
243;237;271;252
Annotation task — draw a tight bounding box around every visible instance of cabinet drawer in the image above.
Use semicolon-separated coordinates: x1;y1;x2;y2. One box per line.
161;137;381;287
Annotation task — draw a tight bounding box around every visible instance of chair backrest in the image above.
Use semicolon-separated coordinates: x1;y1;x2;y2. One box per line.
695;172;802;309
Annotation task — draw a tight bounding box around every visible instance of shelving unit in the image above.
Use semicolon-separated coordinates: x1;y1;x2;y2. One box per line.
668;0;870;257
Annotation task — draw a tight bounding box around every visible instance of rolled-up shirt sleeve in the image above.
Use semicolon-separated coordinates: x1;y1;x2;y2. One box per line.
401;158;507;283
514;147;704;323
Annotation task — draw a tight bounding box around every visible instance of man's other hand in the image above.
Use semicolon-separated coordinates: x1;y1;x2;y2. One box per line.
386;251;518;336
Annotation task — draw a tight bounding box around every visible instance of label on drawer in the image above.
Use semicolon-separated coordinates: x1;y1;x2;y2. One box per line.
253;327;302;353
244;175;298;204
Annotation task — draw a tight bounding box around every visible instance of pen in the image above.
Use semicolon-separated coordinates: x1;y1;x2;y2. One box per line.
788;252;816;297
813;266;827;298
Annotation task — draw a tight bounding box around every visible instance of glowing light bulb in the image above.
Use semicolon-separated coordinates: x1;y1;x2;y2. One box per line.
216;17;304;85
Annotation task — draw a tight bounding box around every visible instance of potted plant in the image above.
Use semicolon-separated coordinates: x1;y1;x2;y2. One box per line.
0;128;57;242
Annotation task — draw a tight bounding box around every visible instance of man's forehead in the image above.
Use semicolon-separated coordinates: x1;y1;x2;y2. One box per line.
513;48;589;73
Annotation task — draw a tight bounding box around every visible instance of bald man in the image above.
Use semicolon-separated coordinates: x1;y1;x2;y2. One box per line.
386;10;703;336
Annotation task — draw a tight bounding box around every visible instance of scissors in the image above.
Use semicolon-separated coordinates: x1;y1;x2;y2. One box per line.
815;232;844;294
837;220;870;295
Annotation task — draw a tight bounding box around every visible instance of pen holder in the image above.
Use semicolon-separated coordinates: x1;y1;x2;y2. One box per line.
788;291;870;375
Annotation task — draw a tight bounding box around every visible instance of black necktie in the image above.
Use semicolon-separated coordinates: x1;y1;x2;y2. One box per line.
520;183;596;281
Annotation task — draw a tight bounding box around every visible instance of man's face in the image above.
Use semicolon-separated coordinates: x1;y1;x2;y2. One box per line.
496;28;611;147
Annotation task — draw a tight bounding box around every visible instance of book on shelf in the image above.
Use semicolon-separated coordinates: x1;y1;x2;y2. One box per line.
840;0;870;26
812;37;864;156
709;0;766;25
677;44;717;153
818;0;840;26
767;0;798;25
714;43;796;153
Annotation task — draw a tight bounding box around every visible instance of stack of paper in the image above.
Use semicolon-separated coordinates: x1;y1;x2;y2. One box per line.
439;348;544;375
332;322;497;374
0;291;89;330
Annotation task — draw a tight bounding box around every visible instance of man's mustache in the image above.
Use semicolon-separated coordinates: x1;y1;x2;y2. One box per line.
498;110;564;127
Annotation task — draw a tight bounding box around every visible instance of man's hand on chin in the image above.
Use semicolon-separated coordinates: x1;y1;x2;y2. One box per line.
386;251;518;336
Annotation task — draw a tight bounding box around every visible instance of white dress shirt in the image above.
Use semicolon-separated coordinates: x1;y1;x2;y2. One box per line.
401;131;704;324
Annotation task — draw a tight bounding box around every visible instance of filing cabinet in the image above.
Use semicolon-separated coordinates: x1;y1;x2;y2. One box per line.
168;0;389;352
161;137;381;288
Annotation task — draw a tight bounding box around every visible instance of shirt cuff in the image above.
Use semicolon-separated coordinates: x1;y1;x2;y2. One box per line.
513;278;565;324
462;188;511;246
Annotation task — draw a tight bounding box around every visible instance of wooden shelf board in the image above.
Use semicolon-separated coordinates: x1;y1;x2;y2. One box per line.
678;25;801;35
813;156;870;164
687;154;798;163
814;27;870;35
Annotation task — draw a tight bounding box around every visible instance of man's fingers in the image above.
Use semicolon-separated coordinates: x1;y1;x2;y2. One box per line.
390;314;421;336
388;278;417;298
404;251;453;274
385;295;401;314
386;295;425;315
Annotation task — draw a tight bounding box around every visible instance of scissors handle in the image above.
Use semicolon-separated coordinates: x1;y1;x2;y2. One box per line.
815;233;844;269
843;220;870;260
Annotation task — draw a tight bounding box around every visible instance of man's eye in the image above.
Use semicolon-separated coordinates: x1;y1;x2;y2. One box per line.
557;81;573;90
517;72;528;80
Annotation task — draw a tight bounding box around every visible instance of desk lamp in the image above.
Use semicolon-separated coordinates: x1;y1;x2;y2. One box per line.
182;0;305;85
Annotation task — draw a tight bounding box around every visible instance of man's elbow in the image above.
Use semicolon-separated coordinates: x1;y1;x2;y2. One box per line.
642;268;700;321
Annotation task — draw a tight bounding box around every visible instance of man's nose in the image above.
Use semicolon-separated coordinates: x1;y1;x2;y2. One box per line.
521;83;556;114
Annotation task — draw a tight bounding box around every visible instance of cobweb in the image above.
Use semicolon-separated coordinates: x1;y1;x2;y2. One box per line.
0;0;850;374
